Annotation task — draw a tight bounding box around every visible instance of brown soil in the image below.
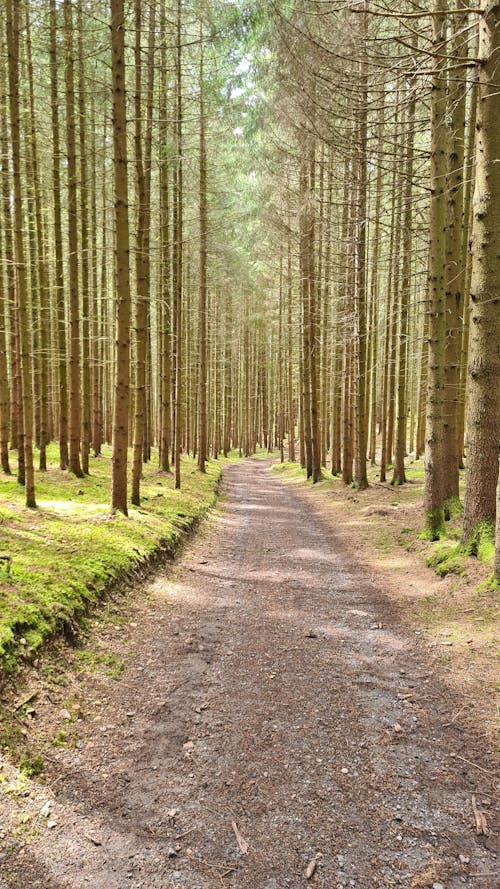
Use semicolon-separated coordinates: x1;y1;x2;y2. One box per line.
0;459;498;888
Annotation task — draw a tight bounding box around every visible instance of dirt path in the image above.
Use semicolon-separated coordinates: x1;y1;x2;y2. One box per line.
1;460;498;888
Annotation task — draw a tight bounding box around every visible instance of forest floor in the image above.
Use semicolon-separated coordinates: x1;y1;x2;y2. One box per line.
273;458;498;742
0;458;498;888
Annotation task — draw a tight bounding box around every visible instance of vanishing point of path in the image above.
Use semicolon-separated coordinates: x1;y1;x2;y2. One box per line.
1;460;498;888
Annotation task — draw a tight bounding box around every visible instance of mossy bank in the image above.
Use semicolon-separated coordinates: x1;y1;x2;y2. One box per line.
0;445;228;676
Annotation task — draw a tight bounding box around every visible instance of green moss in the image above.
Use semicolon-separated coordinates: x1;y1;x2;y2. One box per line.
421;507;446;542
0;445;225;673
426;542;467;577
464;521;495;563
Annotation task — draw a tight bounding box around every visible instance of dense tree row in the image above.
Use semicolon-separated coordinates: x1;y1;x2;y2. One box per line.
0;0;499;575
1;0;277;515
261;0;499;559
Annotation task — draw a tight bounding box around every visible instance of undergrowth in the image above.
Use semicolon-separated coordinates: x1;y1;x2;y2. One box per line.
0;444;237;674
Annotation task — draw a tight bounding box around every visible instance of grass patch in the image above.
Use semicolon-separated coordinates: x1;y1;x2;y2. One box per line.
18;752;44;778
374;531;395;554
0;444;233;674
477;573;500;594
74;649;124;680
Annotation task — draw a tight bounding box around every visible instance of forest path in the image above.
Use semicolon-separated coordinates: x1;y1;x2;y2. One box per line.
1;459;498;889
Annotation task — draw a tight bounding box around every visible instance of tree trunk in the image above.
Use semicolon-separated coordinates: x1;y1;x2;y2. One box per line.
423;0;448;540
392;72;416;485
78;1;91;475
50;0;69;471
443;11;468;508
6;0;36;507
197;30;208;472
463;0;500;541
64;0;83;478
110;0;132;515
173;0;183;489
354;3;368;491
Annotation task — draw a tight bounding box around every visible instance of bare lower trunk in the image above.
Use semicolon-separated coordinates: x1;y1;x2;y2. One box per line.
423;0;448;539
463;0;500;541
110;0;132;515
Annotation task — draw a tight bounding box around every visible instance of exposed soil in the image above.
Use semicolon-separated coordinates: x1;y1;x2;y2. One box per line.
0;459;498;888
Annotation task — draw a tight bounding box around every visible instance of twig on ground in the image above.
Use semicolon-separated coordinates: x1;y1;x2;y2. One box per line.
443;705;467;727
455;754;496;777
191;856;235;872
231;820;249;854
175;826;196;840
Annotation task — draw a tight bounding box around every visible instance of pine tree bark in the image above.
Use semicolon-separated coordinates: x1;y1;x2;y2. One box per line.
354;3;369;490
463;0;500;541
90;98;102;457
495;456;500;582
424;0;448;539
78;1;91;474
392;74;416;485
49;0;69;470
6;0;36;507
457;52;478;469
64;0;83;478
308;140;321;483
443;11;468;507
110;0;132;515
286;227;295;462
173;0;183;489
0;194;10;474
197;30;208;472
25;5;49;471
300;156;313;479
0;64;11;475
131;0;155;505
